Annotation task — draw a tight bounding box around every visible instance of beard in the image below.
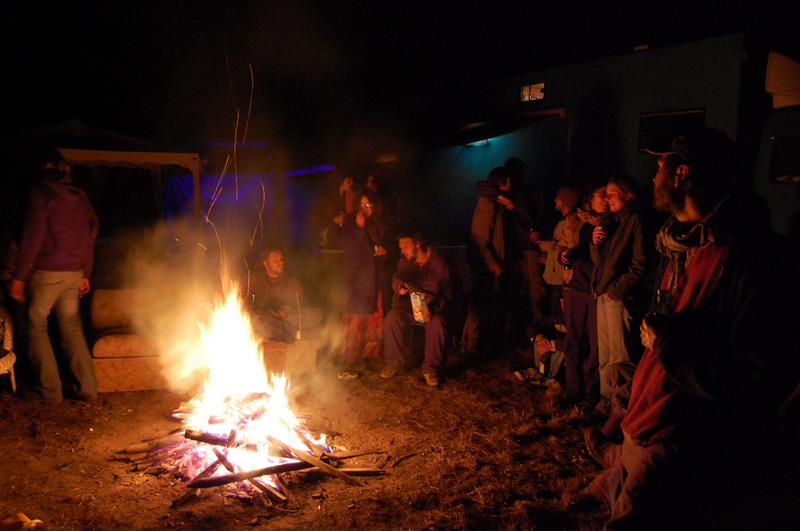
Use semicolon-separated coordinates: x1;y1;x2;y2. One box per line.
653;182;684;213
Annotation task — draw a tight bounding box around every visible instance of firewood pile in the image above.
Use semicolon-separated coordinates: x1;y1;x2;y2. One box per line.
112;392;386;507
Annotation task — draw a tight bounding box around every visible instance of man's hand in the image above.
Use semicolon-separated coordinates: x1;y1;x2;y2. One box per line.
496;194;515;211
535;334;555;356
79;278;90;298
488;263;503;278
397;282;411;295
269;306;290;318
639;313;670;351
9;280;25;303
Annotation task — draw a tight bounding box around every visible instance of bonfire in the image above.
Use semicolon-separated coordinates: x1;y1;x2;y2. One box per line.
114;282;383;506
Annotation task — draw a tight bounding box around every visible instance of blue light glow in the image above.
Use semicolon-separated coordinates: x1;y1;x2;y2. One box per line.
282;165;336;177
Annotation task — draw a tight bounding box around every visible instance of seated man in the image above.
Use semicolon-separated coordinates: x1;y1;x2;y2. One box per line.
247;246;323;344
380;230;451;386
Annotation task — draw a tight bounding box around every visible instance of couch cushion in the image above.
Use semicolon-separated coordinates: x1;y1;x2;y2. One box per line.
92;334;160;359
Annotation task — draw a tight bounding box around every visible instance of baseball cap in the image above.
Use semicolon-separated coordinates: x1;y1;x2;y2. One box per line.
644;127;738;164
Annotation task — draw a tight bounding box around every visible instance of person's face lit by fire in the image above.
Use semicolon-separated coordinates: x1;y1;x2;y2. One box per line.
366;174;378;192
652;154;685;213
605;183;631;213
339;177;354;195
590;187;609;214
359;196;375;218
263;250;285;279
398;237;420;262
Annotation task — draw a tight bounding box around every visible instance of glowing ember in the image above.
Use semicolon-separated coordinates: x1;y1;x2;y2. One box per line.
171;281;330;493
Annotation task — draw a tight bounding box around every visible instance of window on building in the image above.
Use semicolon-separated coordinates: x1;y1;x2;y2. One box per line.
520;82;545;102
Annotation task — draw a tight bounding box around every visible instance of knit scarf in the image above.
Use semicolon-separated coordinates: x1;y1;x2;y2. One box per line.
576;208;603;226
655;196;729;294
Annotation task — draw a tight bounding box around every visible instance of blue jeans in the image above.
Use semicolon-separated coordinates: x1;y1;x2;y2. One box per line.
27;271;97;402
596;293;633;399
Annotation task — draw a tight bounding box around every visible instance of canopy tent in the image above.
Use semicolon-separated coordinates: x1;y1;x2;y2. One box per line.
15;120;201;224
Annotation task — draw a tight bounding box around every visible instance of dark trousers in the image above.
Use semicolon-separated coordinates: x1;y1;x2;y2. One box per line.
562;287;599;402
384;308;446;374
462;268;524;355
523;250;547;323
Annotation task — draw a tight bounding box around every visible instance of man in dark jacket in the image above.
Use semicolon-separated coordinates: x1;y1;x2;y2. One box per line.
10;150;98;404
462;167;522;356
247;245;323;344
585;128;800;528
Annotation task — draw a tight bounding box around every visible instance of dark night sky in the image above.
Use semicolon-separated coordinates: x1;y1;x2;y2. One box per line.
3;0;796;162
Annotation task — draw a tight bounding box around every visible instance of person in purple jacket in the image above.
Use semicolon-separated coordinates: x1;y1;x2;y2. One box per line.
380;229;451;386
10;150;99;404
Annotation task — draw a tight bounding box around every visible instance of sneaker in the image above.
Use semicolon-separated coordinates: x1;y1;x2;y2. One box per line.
380;366;398;379
75;392;97;402
583;428;611;468
337;364;360;380
423;373;439;386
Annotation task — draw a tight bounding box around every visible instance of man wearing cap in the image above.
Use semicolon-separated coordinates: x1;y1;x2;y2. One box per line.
583;128;800;527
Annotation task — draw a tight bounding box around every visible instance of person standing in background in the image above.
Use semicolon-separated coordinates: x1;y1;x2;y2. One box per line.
338;189;387;379
10;149;98;404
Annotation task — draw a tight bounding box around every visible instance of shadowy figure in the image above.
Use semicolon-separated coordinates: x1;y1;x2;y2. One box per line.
338;189;387;378
10;149;98;404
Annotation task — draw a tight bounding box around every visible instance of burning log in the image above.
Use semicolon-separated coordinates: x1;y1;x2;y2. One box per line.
327;448;387;461
186;461;385;489
265;435;360;486
211;448;287;502
171;460;222;508
183;430;258;452
187;460;312;488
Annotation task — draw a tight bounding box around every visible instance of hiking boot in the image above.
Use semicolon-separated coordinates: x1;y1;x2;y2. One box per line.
380;366;398;379
583;428;611;468
568;487;602;508
423;373;439;386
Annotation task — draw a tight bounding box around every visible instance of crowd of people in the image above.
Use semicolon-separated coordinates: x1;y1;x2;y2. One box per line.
293;128;800;527
3;129;800;527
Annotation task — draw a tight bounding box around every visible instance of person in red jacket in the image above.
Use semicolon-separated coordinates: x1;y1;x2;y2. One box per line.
583;128;800;528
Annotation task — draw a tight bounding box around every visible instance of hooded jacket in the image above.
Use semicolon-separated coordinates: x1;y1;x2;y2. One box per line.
14;177;98;281
469;181;505;273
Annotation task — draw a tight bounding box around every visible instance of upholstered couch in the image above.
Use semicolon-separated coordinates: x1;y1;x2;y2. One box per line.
89;289;319;393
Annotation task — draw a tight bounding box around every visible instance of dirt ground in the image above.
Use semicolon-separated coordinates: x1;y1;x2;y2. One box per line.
0;347;617;531
3;349;799;531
